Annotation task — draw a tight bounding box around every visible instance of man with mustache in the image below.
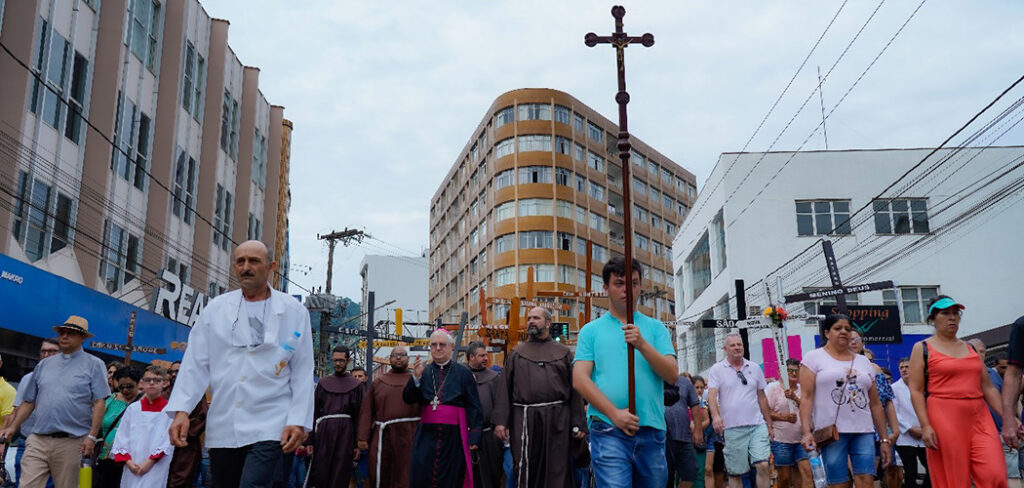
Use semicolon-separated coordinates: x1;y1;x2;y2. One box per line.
494;306;587;487
165;240;315;488
356;345;421;488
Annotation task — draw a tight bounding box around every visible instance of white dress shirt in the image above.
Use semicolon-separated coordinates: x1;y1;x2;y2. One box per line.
891;379;924;447
166;287;315;448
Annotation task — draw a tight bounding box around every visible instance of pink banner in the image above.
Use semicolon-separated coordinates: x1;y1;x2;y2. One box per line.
788;335;803;361
762;338;779;380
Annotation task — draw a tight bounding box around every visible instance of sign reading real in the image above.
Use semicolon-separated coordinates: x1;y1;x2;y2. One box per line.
151;269;207;327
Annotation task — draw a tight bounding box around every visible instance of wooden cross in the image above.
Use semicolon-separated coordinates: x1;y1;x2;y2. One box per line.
90;311;167;363
585;5;655;415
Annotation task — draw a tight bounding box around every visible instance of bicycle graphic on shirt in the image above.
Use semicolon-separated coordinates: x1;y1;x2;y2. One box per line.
830;369;868;410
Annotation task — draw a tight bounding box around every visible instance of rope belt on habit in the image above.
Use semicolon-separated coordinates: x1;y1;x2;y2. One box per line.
513;400;566;487
373;417;420;488
303;414;353;488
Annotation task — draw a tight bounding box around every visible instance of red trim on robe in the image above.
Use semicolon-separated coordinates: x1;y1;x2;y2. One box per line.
114;453;131;463
141;395;168;412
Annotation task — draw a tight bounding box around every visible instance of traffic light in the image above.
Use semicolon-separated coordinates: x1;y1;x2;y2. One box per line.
551;322;569;341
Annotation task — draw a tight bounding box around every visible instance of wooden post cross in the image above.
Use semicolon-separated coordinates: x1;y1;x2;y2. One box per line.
90;311;167;364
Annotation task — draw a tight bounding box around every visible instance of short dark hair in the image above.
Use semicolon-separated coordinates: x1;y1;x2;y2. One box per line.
691;375;706;387
113;366;143;383
466;341;486;357
785;358;801;368
332;345;351;357
926;294;955;322
170;360;182;367
880;366;892;377
351;367;366;374
821;313;851;331
898;357;910;365
42;338;59;347
107;361;125;371
601;256;643;285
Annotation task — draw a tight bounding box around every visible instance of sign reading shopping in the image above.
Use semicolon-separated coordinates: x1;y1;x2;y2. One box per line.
818;304;902;344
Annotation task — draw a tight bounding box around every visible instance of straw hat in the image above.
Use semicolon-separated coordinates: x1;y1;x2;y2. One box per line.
53;315;94;338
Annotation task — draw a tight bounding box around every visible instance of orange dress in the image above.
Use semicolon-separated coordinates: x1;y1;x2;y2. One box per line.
925;341;1006;487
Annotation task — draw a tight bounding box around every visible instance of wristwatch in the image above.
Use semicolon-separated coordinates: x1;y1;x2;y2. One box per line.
880;438;891;444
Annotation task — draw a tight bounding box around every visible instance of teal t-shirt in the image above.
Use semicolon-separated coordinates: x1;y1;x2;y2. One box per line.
574;311;676;430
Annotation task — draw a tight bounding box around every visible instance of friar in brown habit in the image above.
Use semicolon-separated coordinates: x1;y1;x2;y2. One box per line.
163;361;208;488
494;306;587;488
466;341;508;487
356;345;420;488
308;345;364;487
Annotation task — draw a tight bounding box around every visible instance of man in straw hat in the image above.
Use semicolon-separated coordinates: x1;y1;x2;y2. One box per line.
0;315;111;488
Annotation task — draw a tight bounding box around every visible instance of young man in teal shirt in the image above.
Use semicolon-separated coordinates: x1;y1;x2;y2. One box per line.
573;257;679;487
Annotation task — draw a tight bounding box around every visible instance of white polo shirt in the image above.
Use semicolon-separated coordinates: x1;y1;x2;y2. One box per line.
707;358;767;429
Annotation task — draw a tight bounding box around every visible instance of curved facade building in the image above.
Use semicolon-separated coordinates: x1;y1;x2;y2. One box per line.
428;88;698;335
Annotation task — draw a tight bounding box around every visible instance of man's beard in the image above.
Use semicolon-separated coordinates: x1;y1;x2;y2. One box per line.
528;326;540;338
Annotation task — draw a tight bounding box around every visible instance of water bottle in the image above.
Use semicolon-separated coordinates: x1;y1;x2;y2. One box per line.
807;449;827;488
79;454;93;488
274;331;301;376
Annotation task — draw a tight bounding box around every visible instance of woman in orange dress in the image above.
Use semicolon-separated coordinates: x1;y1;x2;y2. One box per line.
908;295;1006;487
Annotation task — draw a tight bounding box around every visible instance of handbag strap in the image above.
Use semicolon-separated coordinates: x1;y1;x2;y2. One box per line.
922;341;930;398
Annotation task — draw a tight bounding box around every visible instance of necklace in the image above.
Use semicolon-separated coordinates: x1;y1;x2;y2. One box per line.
430;362;451;411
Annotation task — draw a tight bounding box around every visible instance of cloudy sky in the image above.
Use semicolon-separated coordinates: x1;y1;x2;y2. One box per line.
202;0;1024;302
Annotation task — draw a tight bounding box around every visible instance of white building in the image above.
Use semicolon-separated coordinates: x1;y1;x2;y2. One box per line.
360;254;430;338
671;147;1024;376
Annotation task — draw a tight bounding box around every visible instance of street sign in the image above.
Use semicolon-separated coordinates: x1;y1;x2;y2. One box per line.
701;317;773;329
783;280;894;304
358;338;429;348
535;290;608;298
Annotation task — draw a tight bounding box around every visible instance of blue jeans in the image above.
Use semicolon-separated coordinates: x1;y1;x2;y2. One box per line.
589;420;667;488
287;455;308;488
770;441;808;467
821;433;875;485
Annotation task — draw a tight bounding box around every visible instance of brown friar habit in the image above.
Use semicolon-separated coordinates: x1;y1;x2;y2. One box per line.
164;394;207;488
356;370;420;488
494;337;587;488
470;365;508;488
308;372;364;488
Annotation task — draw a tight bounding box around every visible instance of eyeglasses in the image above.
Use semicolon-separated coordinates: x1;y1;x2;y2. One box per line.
140;378;163;384
786;368;801;375
429;343;450;349
736;370;748;385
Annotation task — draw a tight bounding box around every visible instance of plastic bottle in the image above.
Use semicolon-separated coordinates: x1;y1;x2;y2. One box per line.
274;331;301;376
807;449;827;488
79;454;93;488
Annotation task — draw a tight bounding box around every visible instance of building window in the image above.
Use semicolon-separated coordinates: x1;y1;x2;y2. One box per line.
652;241;663;257
213;185;233;250
555;168;572;187
518;166;552;184
796;200;851;236
573;143;585;162
518;103;551;121
64;52;88;144
648;160;659;177
518;198;553;217
592;244;608;263
575;174;586;193
182;42;195;111
711;211;727;273
494;169;514;190
634;205;649;223
495;266;516;286
172;149;197;224
519;231;553;249
650;213;661;229
587;121;602;142
633;177;647;196
520;264;554;282
252;128;268;189
663;194;674;211
129;0;161;71
100;221;141;293
550;104;570;124
495;107;514;126
588;182;605;202
557;232;574;251
636;233;649;250
874;199;929;234
575;205;587;224
494;138;514;158
573;113;585;132
247;213;262;240
589;212;606;231
665;221;676;234
587;151;604;172
220;91;240;160
518;134;551;152
36;27;69;130
883;286;938;324
555;136;571;155
686;232;711;303
14;174;74;262
661;167;673;183
494;201;515;221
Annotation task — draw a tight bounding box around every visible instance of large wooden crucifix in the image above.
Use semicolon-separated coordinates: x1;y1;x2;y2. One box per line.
90;311;167;364
585;5;654;415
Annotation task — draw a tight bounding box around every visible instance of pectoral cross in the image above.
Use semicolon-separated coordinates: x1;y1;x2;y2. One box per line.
431;395;440;411
584;5;654;416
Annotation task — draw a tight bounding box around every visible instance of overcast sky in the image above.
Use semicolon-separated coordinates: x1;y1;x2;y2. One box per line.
201;1;1024;302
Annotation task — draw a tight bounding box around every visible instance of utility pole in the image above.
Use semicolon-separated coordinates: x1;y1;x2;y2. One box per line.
313;228;367;375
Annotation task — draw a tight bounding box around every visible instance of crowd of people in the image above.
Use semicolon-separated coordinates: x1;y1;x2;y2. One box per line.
1;241;1022;488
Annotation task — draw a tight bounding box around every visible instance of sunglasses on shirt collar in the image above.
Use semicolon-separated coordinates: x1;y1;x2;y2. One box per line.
736;369;748;385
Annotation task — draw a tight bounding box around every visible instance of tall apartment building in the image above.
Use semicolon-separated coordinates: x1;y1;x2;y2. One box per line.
429;89;698;334
0;0;292;368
